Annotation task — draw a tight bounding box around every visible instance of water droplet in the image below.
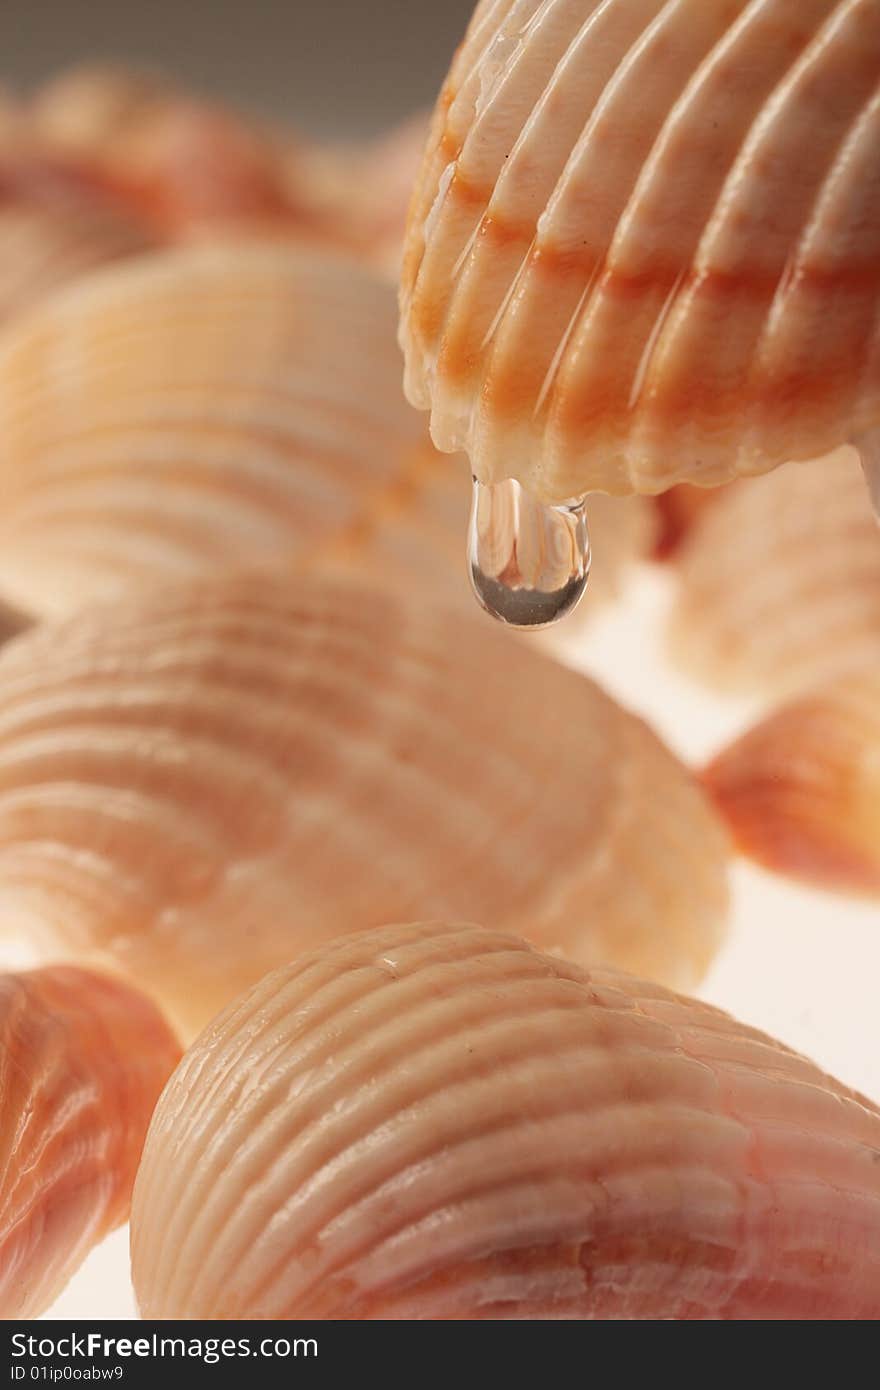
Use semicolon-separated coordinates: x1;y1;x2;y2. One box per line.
855;429;880;524
468;477;590;629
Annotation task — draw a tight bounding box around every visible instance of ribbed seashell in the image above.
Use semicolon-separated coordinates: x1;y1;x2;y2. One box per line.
0;965;179;1318
131;921;880;1320
400;0;880;502
26;66;405;257
669;448;880;697
26;67;296;242
0;240;648;618
705;664;880;897
0;155;157;327
0;244;426;617
0;572;728;1039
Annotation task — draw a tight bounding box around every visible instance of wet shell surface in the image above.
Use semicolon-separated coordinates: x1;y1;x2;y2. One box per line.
131;920;880;1320
0;572;728;1039
0;240;649;619
705;664;880;897
400;0;880;501
0;965;179;1318
669;448;880;697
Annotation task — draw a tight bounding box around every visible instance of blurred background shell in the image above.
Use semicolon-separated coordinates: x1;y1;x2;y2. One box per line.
20;65;437;270
668;449;880;699
400;0;880;502
0;243;434;615
0;965;179;1318
0;572;728;1039
131;921;880;1320
705;663;880;899
0;238;651;619
0;151;158;329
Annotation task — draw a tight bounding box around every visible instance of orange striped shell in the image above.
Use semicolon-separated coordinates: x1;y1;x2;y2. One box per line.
0;572;728;1039
26;66;420;264
131;921;880;1320
0;966;179;1317
705;663;880;897
400;0;880;501
0;154;157;328
25;66;306;244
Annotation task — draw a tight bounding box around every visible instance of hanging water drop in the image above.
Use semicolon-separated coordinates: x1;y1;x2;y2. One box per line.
855;429;880;524
468;477;591;629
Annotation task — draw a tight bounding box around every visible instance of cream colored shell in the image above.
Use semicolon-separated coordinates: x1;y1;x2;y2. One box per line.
131;921;880;1319
669;448;880;697
0;572;728;1039
0;244;430;616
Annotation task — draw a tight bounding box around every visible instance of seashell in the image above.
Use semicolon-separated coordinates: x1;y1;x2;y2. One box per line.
0;598;32;649
26;66;409;258
0;243;427;616
0;154;157;327
27;66;175;168
704;664;880;897
669;448;880;697
0;240;647;619
0;572;729;1039
26;66;295;242
131;920;880;1320
400;0;880;502
356;454;654;612
653;483;720;560
0;964;179;1318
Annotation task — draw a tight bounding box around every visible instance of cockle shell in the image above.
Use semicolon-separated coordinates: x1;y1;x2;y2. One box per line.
27;66;174;169
26;66;420;263
0;240;648;618
0;965;179;1318
0;155;157;327
26;66;299;243
400;0;880;501
705;664;880;897
669;448;880;697
131;920;880;1320
0;243;429;617
0;572;728;1040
